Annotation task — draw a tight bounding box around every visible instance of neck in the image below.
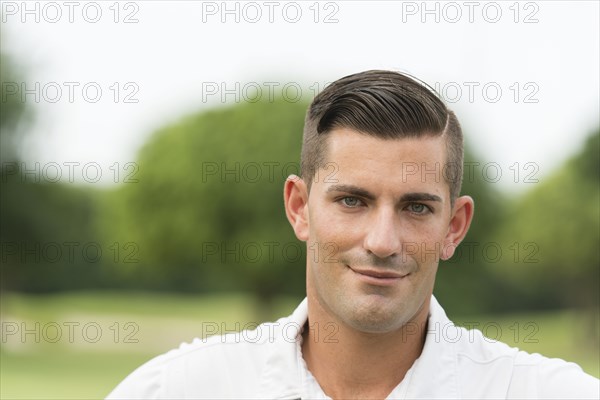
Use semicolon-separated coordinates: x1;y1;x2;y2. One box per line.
301;294;430;400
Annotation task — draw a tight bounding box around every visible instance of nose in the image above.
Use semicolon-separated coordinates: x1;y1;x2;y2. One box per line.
363;206;402;259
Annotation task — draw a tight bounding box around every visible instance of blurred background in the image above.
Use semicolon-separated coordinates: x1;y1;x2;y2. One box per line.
1;1;598;398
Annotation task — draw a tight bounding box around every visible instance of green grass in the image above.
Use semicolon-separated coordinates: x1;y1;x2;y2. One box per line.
1;291;598;399
1;351;151;399
1;291;301;399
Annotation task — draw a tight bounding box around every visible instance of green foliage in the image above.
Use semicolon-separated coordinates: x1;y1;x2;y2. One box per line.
0;173;104;291
490;130;600;308
0;45;111;292
100;99;309;298
0;44;30;163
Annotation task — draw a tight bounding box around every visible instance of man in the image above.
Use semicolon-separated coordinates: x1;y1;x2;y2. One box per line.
107;70;599;399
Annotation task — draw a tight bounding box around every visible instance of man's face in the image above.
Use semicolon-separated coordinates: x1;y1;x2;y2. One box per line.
304;128;454;333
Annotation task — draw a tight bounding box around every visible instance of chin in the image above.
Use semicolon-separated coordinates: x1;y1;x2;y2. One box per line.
343;297;409;333
346;313;405;334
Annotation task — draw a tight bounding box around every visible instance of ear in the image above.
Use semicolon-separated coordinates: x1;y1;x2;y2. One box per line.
441;195;474;260
284;175;309;241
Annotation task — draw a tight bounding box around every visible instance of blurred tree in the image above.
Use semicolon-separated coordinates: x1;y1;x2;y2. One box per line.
0;42;29;162
0;177;101;291
1;44;32;291
1;43;103;292
100;99;308;309
490;130;599;310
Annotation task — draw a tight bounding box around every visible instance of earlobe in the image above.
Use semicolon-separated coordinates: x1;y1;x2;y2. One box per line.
283;175;309;241
441;196;475;260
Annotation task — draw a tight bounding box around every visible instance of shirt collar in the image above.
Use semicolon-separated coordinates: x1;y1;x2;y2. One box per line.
404;295;460;398
258;298;308;399
258;295;460;399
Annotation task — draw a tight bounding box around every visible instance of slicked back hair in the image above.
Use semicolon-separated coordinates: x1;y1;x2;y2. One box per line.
300;70;463;204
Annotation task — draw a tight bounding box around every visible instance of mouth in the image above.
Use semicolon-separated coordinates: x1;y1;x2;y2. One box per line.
347;265;408;286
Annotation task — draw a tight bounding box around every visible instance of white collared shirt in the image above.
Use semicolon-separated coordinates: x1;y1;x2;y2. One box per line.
107;296;599;399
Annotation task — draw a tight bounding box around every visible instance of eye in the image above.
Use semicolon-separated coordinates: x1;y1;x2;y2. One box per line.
407;203;431;214
340;196;363;208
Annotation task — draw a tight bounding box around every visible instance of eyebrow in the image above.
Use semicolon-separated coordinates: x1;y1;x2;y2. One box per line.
326;184;442;203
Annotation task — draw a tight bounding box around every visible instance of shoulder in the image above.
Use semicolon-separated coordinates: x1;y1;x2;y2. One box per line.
426;298;598;399
106;320;294;399
452;325;599;399
509;350;599;399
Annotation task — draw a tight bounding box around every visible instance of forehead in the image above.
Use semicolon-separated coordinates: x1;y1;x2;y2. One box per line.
319;128;449;193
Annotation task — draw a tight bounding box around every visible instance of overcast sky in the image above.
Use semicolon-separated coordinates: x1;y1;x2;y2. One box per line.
2;0;599;192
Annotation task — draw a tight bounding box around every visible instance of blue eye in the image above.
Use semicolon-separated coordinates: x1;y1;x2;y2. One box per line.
341;197;361;207
408;203;430;214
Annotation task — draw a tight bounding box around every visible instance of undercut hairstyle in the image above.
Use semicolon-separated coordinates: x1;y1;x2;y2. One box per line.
300;70;464;204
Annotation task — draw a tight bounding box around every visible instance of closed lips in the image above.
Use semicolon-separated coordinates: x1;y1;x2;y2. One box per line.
349;267;407;279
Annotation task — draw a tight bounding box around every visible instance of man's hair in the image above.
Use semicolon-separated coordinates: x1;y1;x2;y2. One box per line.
300;70;463;203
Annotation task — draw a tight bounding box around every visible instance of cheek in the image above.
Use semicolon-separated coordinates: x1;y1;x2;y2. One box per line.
308;202;360;248
407;224;448;263
310;224;354;263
